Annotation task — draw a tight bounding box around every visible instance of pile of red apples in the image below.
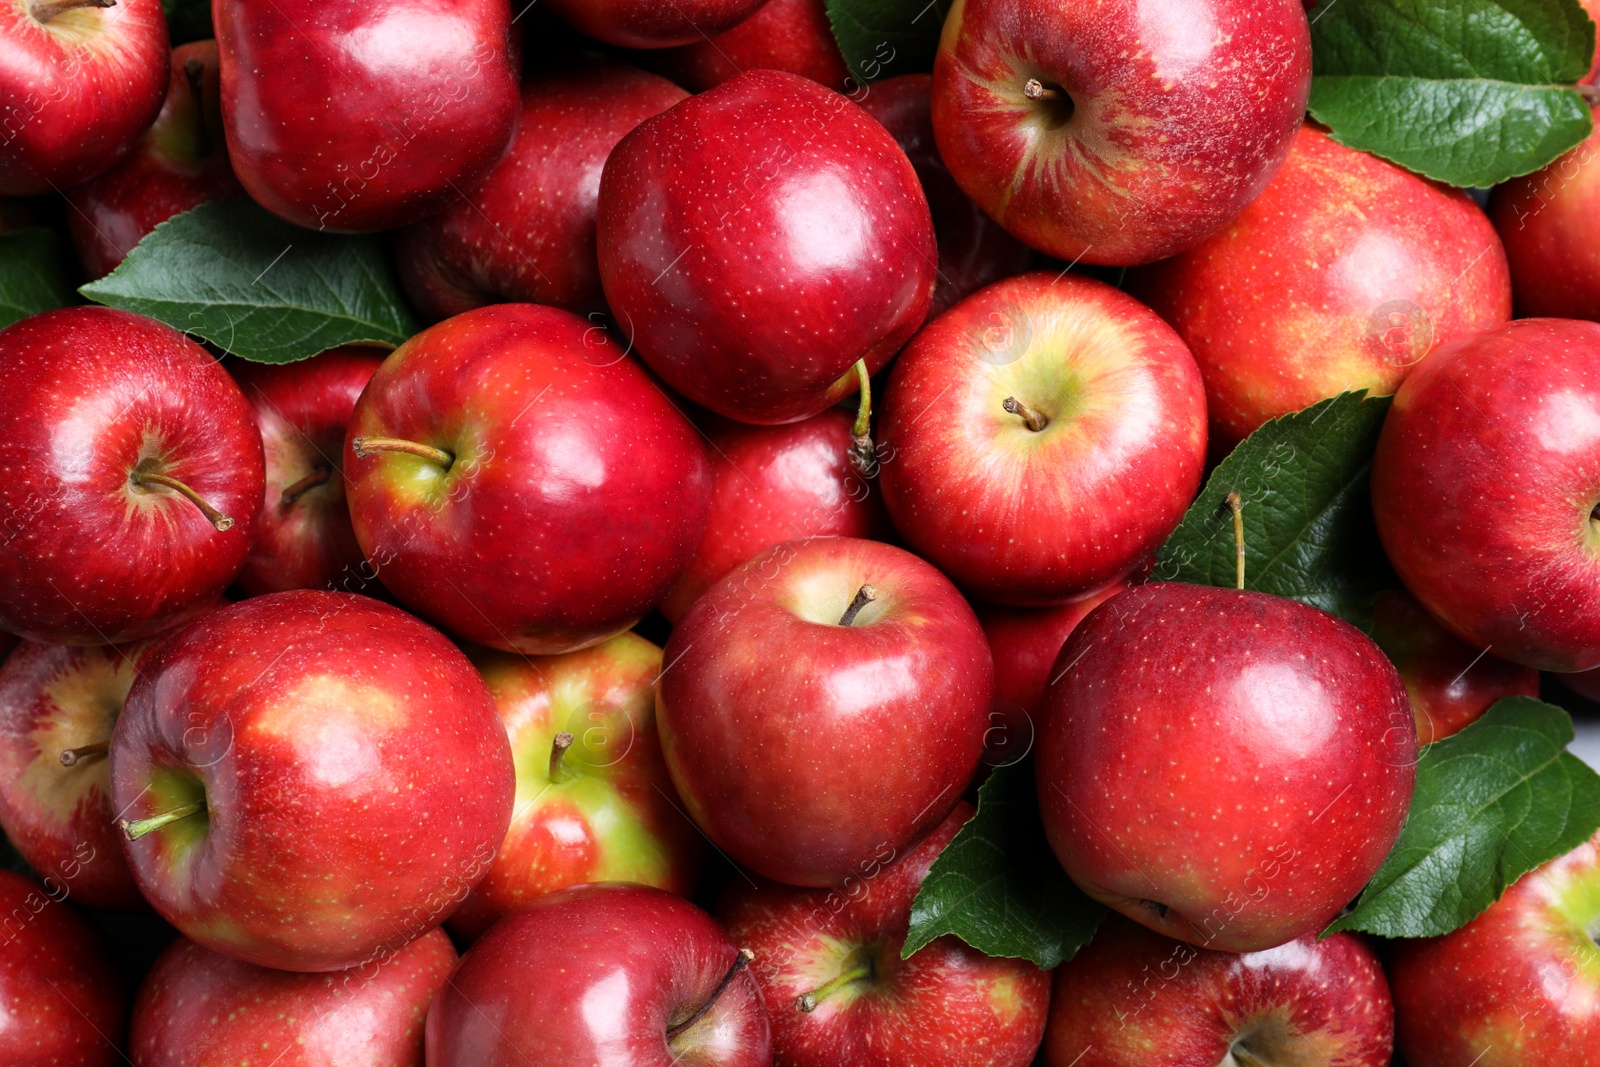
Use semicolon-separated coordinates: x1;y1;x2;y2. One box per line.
3;0;1600;1064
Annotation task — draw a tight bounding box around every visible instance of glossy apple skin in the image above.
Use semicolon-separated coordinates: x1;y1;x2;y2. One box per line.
395;59;686;322
345;304;711;654
0;306;263;645
1372;319;1600;672
232;347;384;597
1490;110;1600;320
977;581;1126;722
646;0;850;92
1389;831;1600;1066
543;0;767;48
1134;126;1513;450
448;633;704;942
719;803;1050;1067
65;40;244;279
0;870;125;1066
1370;590;1539;745
879;273;1207;605
0;0;167;195
110;591;514;972
660;409;894;622
659;536;992;888
1044;916;1393;1067
130;929;455;1067
932;0;1309;266
598;70;936;425
214;0;519;232
427;884;771;1066
1039;584;1416;952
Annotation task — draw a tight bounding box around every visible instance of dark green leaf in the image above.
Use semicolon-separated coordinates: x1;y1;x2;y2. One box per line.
903;761;1105;969
825;0;950;85
162;0;213;44
0;228;77;329
1327;698;1600;939
1309;0;1595;187
80;200;416;364
1153;391;1396;630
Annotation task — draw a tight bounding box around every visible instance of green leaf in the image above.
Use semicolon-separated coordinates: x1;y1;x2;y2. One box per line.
903;761;1105;969
1153;391;1396;630
80;200;417;364
1327;698;1600;939
0;228;77;329
825;0;950;85
1308;0;1595;187
162;0;213;44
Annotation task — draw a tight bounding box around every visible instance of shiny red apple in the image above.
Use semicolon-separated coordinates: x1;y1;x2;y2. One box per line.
645;0;849;93
977;581;1126;721
1490;108;1600;320
543;0;767;48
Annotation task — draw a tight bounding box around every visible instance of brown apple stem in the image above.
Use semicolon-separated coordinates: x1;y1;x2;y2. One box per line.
1226;491;1245;590
350;436;455;468
795;961;874;1013
29;0;114;22
1002;396;1049;432
130;469;234;531
1023;78;1063;102
280;466;331;506
119;800;206;841
183;58;213;157
59;742;109;767
848;360;875;476
666;948;754;1040
837;584;876;627
1580;83;1600;107
547;731;574;783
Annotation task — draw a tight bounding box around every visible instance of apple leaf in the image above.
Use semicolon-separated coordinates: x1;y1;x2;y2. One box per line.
0;229;77;330
80;200;416;364
1153;391;1396;631
825;0;951;85
903;761;1105;969
1308;0;1595;187
1326;698;1600;940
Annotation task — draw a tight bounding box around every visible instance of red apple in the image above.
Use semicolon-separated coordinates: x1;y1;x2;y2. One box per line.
427;883;771;1066
1133;125;1513;450
0;306;263;645
1388;830;1600;1066
859;74;1032;318
130;928;456;1066
232;347;384;597
644;0;850;93
447;633;704;942
64;39;243;279
977;581;1127;721
931;0;1310;266
344;303;711;654
878;272;1207;605
1490;108;1600;320
660;408;894;623
658;536;992;888
718;802;1050;1067
0;0;167;195
597;70;937;425
1370;589;1539;745
215;0;519;232
110;590;514;972
543;0;767;49
395;58;687;322
0;869;125;1066
1372;318;1600;672
1038;583;1416;952
1044;915;1393;1067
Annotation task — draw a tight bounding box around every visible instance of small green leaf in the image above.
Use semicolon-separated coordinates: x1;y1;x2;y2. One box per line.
0;228;77;329
825;0;950;85
1153;391;1396;630
1327;698;1600;939
1309;0;1595;187
80;200;417;364
903;761;1105;969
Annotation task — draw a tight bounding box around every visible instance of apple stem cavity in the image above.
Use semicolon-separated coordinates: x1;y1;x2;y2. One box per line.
795;960;874;1012
279;466;331;506
58;741;109;767
848;359;875;476
351;436;455;469
666;947;754;1040
1226;490;1245;590
29;0;114;22
183;58;213;158
1023;78;1061;102
130;466;235;531
1002;396;1049;432
548;731;574;783
838;584;877;627
119;799;206;841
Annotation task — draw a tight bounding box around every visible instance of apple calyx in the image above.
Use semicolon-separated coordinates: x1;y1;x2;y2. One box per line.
547;731;574;783
837;584;877;627
848;360;875;476
130;461;235;532
183;58;214;158
1002;396;1049;432
279;466;332;506
1226;490;1245;589
666;947;755;1040
351;436;455;469
28;0;114;23
58;741;109;768
794;957;874;1013
119;799;206;841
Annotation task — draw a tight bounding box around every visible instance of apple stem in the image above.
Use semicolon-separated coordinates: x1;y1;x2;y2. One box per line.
547;731;574;783
183;58;213;158
666;947;754;1040
795;961;874;1012
29;0;114;22
837;584;877;627
130;468;234;531
1023;78;1063;102
119;799;206;841
1580;84;1600;106
350;436;455;468
1226;491;1245;590
280;466;332;506
848;360;875;476
1002;396;1049;432
58;741;109;767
